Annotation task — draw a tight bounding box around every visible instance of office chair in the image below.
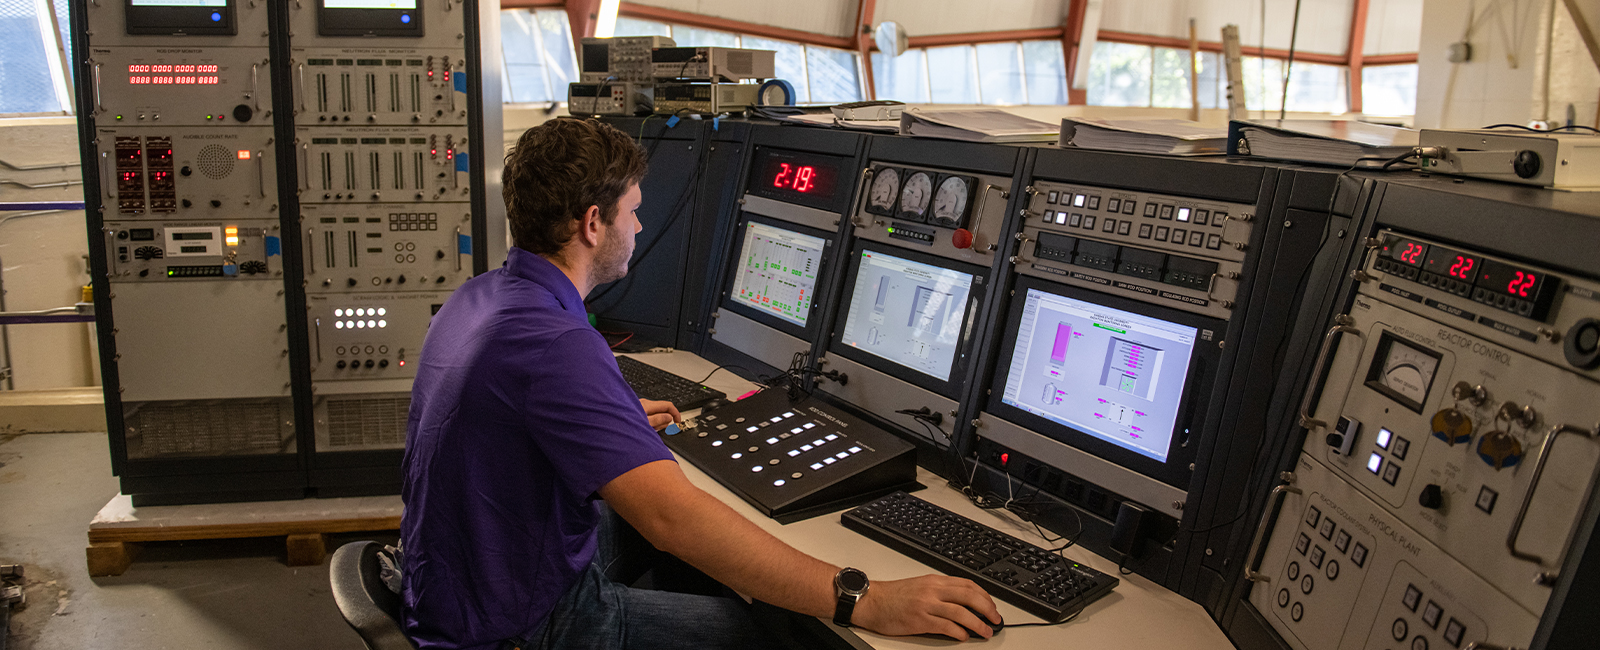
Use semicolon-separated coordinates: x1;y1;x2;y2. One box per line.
330;541;418;650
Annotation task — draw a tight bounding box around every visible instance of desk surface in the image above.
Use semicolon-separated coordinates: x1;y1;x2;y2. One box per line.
621;351;1235;650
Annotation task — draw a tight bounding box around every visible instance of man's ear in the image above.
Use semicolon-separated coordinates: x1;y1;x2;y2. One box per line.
575;204;603;248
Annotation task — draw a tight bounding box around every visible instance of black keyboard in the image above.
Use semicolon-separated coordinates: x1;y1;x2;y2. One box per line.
615;355;727;412
842;491;1118;622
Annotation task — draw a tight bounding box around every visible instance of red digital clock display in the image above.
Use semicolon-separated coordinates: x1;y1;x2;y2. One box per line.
1422;245;1478;281
771;162;821;193
762;158;836;198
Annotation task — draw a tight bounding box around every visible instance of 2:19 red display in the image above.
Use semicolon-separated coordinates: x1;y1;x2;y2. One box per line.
771;163;818;193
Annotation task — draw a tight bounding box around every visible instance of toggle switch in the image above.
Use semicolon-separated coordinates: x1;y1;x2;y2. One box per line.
1327;416;1361;456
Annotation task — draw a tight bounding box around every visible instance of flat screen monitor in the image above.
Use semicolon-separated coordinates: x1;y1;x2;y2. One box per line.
988;275;1218;488
830;244;985;398
723;216;830;339
318;0;422;37
126;0;236;35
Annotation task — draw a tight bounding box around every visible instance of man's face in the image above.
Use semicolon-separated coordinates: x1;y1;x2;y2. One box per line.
592;182;643;287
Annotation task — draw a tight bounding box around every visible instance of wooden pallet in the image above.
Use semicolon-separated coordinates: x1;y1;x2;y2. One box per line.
85;494;402;576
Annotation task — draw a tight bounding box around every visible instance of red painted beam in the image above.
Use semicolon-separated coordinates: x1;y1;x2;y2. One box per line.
1063;0;1088;105
905;27;1064;49
1363;53;1418;65
858;0;877;100
1097;29;1348;66
617;2;856;49
566;0;601;46
501;0;564;8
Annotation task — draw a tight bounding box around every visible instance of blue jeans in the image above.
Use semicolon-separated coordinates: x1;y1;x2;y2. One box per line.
509;505;780;650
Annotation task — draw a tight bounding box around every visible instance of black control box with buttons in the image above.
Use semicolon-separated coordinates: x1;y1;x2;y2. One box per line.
665;389;918;523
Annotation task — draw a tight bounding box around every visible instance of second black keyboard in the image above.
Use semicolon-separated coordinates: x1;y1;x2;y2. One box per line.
842;491;1118;622
615;355;727;412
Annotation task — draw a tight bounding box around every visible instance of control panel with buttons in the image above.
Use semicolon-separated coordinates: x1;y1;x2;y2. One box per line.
95;127;278;219
1017;181;1254;320
104;221;280;282
1251;228;1600;650
662;388;917;522
292;50;467;127
300;203;470;294
90;47;273;127
306;291;447;387
295;126;471;204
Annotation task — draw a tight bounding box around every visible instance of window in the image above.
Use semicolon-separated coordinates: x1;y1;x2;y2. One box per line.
0;0;73;115
500;8;578;104
1362;64;1417;116
1089;41;1345;114
873;40;1066;105
610;18;863;104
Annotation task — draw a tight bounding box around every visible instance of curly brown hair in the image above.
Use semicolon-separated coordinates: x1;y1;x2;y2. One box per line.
502;118;648;256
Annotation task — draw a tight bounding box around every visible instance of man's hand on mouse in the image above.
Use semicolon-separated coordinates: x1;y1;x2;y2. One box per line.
850;575;1001;641
640;399;681;431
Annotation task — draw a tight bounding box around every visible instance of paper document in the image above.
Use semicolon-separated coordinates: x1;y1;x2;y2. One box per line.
1061;118;1227;155
898;109;1059;143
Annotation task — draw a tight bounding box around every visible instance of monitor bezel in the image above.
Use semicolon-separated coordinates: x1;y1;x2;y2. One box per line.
125;0;237;36
984;274;1221;490
718;212;836;342
317;0;423;38
827;241;989;400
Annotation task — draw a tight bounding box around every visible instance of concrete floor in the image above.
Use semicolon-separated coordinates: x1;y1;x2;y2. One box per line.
0;431;390;649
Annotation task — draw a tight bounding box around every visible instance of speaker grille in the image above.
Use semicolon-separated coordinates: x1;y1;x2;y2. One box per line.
126;400;293;458
326;397;409;448
195;144;236;179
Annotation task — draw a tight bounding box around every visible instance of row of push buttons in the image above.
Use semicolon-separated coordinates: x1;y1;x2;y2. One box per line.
1399;583;1469;648
698;410;863;488
1045;191;1110;212
1042;210;1224;250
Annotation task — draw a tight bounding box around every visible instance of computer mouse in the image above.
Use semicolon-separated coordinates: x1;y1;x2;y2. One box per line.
920;606;1002;641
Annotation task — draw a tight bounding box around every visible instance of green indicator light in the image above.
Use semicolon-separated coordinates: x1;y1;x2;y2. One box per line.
206;115;213;120
115;115;123;120
166;269;175;277
887;227;895;233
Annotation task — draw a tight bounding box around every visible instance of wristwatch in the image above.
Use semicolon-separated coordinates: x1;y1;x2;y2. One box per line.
832;567;870;627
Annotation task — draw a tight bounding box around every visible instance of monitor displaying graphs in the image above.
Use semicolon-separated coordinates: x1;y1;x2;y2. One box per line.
1000;288;1198;462
838;250;975;382
729;221;825;328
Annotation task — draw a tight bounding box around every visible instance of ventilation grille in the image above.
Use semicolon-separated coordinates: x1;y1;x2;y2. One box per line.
195;144;236;179
727;50;752;75
126;400;292;459
327;397;409;448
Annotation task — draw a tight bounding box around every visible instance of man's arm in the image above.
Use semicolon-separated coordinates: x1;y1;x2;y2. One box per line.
598;460;1002;640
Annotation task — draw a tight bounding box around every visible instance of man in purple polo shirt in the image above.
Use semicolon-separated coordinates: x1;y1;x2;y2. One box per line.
401;118;999;650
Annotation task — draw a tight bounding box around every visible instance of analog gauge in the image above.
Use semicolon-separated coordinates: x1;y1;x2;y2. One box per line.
865;167;901;216
932;175;975;228
898;171;934;222
1366;334;1442;412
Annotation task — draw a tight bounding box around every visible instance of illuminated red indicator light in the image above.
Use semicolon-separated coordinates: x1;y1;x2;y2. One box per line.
237;150;251;160
398;360;406;367
999;453;1009;466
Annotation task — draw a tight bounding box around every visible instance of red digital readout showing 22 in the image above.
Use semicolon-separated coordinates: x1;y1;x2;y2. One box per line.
772;163;818;193
1445;255;1474;280
1505;270;1536;297
1396;241;1425;265
128;64;221;85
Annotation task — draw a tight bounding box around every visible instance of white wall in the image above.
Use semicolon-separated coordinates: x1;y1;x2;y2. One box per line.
874;0;1069;36
631;0;859;38
1099;0;1353;55
0;118;96;390
1364;0;1423;54
1416;0;1600;129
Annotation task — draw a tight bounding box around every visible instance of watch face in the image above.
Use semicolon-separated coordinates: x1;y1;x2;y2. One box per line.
837;568;868;593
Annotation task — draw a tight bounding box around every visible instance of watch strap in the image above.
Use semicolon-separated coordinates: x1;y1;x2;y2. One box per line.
833;591;859;627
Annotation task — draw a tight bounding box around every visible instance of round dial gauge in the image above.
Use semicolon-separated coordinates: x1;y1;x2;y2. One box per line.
1378;339;1439;408
932;176;971;226
898;171;933;220
867;168;901;213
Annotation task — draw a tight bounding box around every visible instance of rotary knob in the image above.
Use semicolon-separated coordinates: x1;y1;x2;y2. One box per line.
1419;484;1444;510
